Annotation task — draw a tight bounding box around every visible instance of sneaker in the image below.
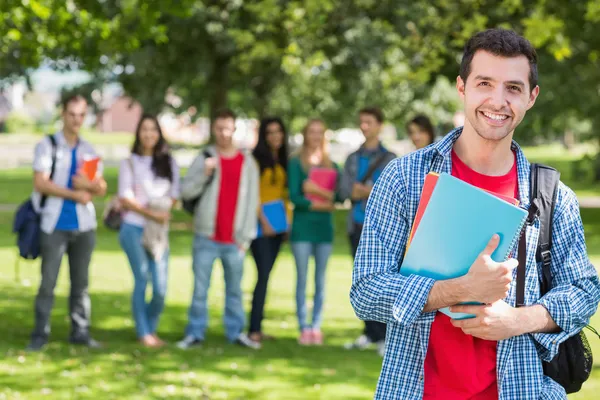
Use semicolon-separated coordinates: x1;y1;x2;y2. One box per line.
70;337;103;349
176;335;203;350
26;337;47;352
298;329;312;346
311;329;323;346
376;340;385;357
344;334;373;350
235;333;261;350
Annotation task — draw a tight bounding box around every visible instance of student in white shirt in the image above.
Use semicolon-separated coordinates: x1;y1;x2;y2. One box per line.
118;115;180;348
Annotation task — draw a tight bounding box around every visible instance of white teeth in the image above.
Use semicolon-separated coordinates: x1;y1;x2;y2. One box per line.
483;111;508;121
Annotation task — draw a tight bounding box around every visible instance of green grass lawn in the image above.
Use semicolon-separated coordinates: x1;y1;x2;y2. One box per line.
1;144;600;399
0;207;599;399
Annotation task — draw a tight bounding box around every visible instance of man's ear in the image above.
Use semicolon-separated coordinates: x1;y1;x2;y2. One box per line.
527;85;540;111
456;76;466;100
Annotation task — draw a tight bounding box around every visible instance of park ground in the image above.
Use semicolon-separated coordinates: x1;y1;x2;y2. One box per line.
0;144;599;399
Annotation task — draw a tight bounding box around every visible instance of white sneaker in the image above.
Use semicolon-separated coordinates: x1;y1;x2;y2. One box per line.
376;340;385;357
235;333;261;350
344;334;373;350
176;335;203;350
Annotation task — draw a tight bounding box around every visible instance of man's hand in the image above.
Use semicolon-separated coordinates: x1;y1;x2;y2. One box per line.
351;183;371;201
204;157;217;177
449;301;522;341
71;190;92;204
72;173;92;191
461;234;518;304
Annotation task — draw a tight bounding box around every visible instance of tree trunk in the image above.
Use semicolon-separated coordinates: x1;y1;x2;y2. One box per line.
209;56;230;123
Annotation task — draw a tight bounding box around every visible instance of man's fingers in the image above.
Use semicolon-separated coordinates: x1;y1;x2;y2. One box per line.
502;258;519;271
481;234;500;256
450;317;481;329
449;305;486;315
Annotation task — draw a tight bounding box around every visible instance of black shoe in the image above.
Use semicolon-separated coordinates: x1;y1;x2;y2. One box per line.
26;337;47;352
69;337;103;349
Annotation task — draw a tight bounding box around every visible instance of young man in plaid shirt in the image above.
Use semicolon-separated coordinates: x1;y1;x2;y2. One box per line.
350;28;600;399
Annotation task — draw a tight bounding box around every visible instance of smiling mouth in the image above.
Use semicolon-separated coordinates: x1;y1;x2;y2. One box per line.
480;110;511;124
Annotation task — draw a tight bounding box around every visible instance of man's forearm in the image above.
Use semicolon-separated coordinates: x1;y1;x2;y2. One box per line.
36;179;75;201
90;178;107;197
423;277;469;313
515;304;560;335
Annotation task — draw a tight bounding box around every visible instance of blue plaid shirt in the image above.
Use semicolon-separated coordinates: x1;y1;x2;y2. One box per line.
350;128;600;400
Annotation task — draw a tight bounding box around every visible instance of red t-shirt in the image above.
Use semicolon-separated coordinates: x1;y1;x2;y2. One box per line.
423;149;518;400
213;152;244;244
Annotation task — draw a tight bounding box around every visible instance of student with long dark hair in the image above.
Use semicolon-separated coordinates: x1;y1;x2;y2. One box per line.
248;117;289;343
118;115;180;347
406;115;436;149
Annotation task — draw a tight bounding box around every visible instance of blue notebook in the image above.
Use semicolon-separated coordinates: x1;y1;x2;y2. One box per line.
401;173;527;320
257;200;288;237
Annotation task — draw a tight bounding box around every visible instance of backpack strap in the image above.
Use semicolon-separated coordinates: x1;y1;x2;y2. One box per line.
40;134;58;210
360;151;389;184
517;163;560;307
531;163;560;295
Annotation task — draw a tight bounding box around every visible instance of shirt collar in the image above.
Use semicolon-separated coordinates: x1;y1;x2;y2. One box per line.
430;126;532;208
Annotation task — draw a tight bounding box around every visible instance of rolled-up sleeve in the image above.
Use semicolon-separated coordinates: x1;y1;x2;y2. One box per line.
33;139;52;174
350;159;436;326
532;185;600;361
118;159;134;200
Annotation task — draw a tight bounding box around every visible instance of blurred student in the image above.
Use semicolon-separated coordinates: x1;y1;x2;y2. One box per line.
406;115;436;150
340;107;396;355
118;115;180;348
177;109;260;350
248;117;290;343
288;119;340;345
28;94;107;351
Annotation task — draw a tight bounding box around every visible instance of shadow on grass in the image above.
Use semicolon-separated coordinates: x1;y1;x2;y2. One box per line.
0;283;380;399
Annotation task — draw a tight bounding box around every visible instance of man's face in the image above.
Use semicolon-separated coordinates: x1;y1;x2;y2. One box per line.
213;117;236;148
457;50;539;142
359;113;381;142
62;99;87;135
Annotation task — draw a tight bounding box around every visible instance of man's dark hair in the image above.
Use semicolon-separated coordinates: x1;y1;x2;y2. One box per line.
359;106;385;123
61;94;87;110
213;108;237;121
460;28;538;91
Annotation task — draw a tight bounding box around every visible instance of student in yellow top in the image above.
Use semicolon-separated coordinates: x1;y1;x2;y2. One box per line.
248;117;290;343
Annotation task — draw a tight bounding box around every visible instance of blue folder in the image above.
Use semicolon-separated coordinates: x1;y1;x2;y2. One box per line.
401;173;527;320
257;200;288;237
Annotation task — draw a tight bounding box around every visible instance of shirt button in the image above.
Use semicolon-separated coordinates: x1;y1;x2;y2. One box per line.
419;375;424;380
552;340;557;344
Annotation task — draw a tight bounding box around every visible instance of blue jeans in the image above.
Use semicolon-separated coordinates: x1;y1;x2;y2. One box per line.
119;223;169;338
185;235;246;342
291;241;333;331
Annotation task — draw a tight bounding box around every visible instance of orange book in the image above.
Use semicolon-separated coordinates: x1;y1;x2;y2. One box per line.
81;157;100;180
407;172;520;250
408;172;439;248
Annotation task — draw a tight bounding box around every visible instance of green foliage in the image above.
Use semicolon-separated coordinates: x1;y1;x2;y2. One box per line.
1;0;600;139
4;111;36;134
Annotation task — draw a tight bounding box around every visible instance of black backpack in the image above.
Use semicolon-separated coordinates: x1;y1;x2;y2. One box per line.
516;163;598;394
182;149;214;214
12;134;58;259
